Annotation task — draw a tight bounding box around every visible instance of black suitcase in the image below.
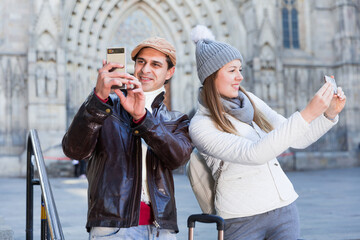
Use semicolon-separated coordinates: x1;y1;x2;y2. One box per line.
187;214;224;240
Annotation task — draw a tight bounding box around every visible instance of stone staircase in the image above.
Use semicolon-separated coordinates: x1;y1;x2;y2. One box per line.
0;217;14;240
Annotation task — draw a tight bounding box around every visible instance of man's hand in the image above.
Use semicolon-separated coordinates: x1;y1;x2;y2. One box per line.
114;78;146;121
95;60;137;100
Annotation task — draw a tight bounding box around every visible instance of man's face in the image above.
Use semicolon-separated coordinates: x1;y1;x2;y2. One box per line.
134;48;175;92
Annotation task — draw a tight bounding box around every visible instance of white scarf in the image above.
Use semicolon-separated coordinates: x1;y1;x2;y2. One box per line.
143;86;165;114
141;86;165;204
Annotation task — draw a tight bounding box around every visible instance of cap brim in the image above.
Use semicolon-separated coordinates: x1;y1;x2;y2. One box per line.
131;45;176;66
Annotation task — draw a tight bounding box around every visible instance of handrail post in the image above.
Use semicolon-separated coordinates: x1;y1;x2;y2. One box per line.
41;195;50;240
26;134;34;240
25;129;65;240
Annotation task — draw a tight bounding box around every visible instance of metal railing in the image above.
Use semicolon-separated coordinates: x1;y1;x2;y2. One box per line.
26;129;65;240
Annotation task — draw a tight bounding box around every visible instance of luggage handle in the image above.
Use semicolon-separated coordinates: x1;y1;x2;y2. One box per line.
187;213;225;230
187;214;224;240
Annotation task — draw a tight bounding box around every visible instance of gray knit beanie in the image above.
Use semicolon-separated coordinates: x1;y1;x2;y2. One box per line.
191;25;243;84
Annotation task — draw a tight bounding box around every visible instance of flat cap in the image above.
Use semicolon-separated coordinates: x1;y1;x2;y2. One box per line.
131;37;176;66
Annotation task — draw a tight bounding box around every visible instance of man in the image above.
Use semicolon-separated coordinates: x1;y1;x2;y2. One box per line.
62;37;193;239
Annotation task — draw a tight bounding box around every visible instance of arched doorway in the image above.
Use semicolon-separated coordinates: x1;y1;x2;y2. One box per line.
64;0;246;124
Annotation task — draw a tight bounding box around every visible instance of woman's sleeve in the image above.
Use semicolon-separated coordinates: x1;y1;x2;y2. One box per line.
249;92;338;149
189;110;310;166
290;114;338;149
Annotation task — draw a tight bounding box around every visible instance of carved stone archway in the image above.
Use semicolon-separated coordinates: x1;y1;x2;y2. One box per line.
63;0;247;123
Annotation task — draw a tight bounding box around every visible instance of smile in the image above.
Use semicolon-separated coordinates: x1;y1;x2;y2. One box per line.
232;84;240;90
139;76;153;82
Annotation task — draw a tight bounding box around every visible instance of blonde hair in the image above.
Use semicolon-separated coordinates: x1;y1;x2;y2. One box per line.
201;71;274;135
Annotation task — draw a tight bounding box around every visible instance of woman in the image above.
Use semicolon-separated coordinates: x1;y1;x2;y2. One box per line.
189;26;346;240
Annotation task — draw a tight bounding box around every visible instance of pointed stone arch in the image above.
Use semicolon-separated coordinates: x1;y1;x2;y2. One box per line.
63;0;248;119
37;31;56;52
94;1;196;109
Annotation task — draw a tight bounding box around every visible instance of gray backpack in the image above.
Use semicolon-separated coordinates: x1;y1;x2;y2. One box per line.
186;148;223;215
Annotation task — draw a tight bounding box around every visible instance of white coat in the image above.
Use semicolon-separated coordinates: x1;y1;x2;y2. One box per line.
189;92;338;219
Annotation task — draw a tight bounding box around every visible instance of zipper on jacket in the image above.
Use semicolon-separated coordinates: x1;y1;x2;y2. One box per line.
153;219;160;237
110;112;140;226
153;219;160;228
251;122;275;167
250;122;261;138
146;150;162;235
143;99;165;235
130;136;142;226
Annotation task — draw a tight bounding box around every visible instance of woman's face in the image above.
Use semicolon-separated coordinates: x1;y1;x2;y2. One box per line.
215;59;243;98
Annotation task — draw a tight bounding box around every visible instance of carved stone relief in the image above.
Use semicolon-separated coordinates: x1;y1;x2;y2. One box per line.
35;60;58;97
35;65;45;97
0;55;27;153
259;44;277;102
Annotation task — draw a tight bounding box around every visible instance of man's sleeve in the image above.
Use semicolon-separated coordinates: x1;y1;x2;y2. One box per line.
62;91;113;160
131;110;193;170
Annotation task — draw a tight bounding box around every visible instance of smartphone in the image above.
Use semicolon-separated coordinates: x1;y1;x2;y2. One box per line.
324;75;337;94
106;47;133;90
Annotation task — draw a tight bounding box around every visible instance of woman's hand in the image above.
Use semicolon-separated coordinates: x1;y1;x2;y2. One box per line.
324;87;346;120
300;82;333;123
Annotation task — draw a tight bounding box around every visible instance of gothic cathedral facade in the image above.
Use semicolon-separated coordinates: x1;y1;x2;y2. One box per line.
0;0;359;176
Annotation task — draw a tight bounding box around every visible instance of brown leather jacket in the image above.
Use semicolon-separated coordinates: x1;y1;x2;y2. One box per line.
62;91;192;232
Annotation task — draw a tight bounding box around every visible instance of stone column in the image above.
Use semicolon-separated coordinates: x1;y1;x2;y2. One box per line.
25;0;67;176
334;0;360;159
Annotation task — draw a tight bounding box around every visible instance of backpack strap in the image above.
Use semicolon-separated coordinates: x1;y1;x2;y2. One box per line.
213;160;224;193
